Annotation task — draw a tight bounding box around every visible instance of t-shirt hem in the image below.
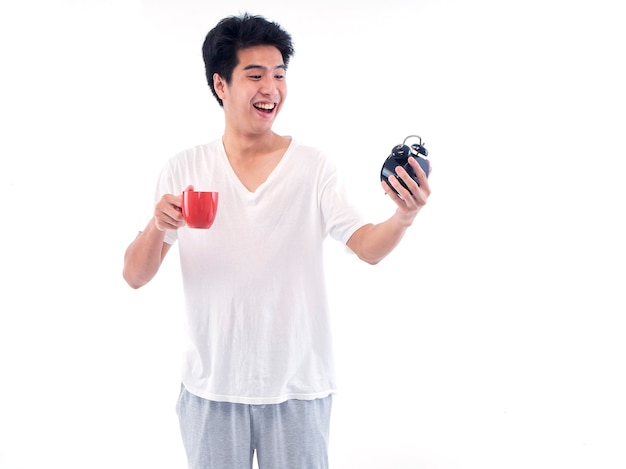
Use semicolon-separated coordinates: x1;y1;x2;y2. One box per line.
182;383;337;405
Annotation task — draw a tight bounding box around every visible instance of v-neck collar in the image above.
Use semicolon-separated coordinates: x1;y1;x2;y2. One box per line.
219;137;294;196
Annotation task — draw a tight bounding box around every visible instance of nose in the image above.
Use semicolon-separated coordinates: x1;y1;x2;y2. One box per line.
260;75;278;95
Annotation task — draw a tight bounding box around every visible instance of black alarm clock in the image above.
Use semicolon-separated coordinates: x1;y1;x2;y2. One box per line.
380;135;429;195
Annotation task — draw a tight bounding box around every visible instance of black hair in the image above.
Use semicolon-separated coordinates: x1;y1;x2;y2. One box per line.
202;13;295;107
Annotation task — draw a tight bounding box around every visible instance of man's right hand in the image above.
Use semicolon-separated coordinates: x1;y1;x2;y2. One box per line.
154;185;193;231
154;193;186;231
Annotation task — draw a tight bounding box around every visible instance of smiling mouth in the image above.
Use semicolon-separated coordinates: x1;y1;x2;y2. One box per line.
254;102;276;113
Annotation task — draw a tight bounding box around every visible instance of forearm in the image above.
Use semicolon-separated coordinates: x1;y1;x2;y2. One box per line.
123;218;168;289
347;212;412;265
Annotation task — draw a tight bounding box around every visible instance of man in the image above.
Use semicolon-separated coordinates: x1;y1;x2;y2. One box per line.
123;13;430;469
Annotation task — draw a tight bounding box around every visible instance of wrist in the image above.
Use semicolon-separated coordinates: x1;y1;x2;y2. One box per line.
394;209;417;228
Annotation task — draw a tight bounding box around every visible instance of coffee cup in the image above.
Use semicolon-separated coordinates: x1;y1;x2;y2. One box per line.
182;190;219;229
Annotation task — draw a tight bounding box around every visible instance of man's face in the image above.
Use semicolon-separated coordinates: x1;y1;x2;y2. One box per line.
215;45;287;135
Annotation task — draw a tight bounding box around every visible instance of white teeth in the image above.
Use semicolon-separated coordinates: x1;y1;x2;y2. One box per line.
254;103;275;110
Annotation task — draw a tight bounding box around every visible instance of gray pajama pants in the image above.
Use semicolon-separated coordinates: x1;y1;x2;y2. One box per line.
176;385;332;469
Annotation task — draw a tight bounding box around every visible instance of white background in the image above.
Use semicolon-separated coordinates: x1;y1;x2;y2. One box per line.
1;0;625;468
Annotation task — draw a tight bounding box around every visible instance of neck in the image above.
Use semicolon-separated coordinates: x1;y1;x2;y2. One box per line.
222;130;285;161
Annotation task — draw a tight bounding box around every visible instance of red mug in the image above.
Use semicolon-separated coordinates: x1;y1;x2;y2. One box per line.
182;190;219;229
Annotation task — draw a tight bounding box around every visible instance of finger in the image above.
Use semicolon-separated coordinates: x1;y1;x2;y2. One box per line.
385;174;414;205
155;194;185;229
381;181;406;208
407;157;431;194
154;212;181;231
392;166;419;199
173;195;184;211
155;205;183;228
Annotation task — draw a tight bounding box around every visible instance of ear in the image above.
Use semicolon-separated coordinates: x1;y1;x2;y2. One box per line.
213;73;226;100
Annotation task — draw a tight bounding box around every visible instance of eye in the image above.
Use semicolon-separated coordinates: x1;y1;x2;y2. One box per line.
275;74;285;80
249;75;262;80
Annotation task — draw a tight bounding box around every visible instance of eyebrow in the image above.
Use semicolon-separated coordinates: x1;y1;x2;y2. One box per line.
242;64;287;71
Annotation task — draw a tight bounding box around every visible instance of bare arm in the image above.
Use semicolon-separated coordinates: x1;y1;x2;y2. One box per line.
347;157;431;264
123;191;186;289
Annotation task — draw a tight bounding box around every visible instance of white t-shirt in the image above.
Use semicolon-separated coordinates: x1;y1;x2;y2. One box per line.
156;138;368;404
